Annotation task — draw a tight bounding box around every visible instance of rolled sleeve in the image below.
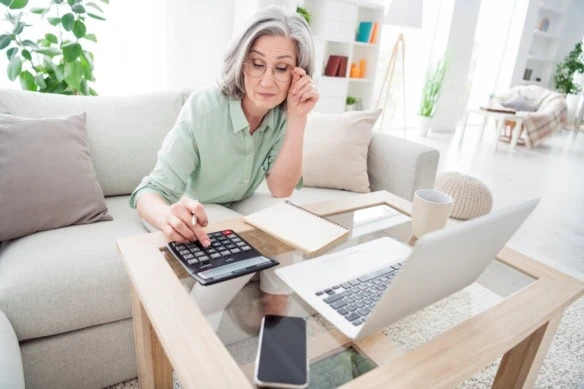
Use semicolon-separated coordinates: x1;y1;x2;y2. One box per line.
261;133;303;191
129;106;199;208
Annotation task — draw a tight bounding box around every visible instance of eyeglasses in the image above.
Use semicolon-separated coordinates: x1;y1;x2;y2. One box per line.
243;61;293;82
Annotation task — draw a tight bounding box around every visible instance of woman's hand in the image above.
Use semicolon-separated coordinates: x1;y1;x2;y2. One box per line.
159;196;211;245
287;67;319;119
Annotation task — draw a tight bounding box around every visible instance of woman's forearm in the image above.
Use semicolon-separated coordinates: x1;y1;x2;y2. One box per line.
136;192;171;230
267;115;306;197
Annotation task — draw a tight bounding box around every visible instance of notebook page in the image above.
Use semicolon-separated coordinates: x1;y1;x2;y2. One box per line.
243;202;348;254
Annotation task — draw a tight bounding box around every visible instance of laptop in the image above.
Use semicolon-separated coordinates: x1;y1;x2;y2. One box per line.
275;199;539;340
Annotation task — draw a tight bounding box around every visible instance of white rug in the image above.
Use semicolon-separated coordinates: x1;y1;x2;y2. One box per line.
106;284;584;389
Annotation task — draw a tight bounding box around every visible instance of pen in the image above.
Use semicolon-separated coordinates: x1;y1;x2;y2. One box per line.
191;213;197;226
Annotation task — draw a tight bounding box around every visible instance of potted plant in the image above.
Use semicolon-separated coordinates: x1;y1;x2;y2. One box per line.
417;59;446;137
554;42;584;123
0;0;109;95
296;5;311;24
345;96;358;111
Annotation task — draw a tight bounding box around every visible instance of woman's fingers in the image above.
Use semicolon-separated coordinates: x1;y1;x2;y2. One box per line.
295;81;315;101
167;214;196;242
298;89;319;105
185;199;209;227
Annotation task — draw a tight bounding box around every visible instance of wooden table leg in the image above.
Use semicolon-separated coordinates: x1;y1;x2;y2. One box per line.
492;312;562;389
130;285;173;389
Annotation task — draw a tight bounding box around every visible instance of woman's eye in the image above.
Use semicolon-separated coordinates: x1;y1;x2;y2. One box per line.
275;67;289;73
252;63;265;69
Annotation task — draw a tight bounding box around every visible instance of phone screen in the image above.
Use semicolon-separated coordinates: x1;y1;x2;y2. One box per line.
256;315;307;387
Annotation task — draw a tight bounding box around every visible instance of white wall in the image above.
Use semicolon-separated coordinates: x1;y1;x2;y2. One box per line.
431;0;481;132
165;0;236;91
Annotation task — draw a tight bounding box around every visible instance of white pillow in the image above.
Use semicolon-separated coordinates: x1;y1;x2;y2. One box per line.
302;109;382;193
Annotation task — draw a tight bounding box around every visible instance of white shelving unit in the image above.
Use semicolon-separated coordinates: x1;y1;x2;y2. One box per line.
302;0;385;113
520;0;570;88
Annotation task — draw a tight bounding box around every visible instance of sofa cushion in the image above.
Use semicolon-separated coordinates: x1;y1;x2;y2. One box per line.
0;311;25;389
302;109;381;193
0;196;147;341
0;89;184;196
230;180;358;216
0;113;112;241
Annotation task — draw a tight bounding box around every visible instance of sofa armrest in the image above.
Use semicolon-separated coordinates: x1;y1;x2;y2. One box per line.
367;132;439;201
0;311;25;389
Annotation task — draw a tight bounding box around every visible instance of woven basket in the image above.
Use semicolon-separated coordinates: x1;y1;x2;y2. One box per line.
435;172;493;220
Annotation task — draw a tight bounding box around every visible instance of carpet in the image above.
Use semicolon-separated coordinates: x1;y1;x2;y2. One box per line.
106;283;584;388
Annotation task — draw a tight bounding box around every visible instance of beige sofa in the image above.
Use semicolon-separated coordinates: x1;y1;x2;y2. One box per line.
0;88;439;388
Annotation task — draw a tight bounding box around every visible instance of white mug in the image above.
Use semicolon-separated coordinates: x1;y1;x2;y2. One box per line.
411;189;454;238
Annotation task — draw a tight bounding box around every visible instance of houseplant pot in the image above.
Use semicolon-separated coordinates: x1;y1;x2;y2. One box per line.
416;115;432;137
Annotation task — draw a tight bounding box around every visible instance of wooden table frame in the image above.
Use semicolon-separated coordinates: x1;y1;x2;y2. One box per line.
461;109;525;149
117;191;584;389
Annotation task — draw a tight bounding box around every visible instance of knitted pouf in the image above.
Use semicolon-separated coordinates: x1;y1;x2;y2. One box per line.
435;172;493;220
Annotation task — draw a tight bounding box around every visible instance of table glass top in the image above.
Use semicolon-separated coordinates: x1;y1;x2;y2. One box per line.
180;204;536;387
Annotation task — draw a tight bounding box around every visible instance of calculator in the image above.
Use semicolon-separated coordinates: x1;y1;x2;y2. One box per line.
167;230;279;286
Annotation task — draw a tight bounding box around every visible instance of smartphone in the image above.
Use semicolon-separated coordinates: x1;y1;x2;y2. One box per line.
254;315;308;388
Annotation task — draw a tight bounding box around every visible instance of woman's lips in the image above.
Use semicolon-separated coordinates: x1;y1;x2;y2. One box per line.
258;92;276;98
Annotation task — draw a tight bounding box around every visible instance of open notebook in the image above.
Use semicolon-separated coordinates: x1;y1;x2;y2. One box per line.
243;201;350;255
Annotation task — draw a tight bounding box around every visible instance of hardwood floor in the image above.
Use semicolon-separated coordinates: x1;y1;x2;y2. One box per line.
382;125;584;279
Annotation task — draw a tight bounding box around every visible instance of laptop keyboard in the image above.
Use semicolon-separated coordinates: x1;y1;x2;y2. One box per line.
314;263;402;327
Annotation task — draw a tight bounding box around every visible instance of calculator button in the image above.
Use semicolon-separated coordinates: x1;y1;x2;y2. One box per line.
230;248;241;254
179;249;190;255
183;254;194;260
226;244;236;249
210;253;221;259
236;242;246;247
187;258;198;265
241;245;251;251
175;244;186;250
206;248;217;253
195;251;205;257
220;250;230;256
200;255;209;261
222;230;233;236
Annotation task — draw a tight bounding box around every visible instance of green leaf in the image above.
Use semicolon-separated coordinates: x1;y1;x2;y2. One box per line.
83;33;97;43
87;12;105;21
53;0;64;3
89;87;97;96
22;39;38;48
64;60;83;88
30;7;45;14
67;0;80;5
5;0;28;9
46;81;67;94
13;21;24;34
71;3;84;13
45;33;58;44
72;20;86;38
79;79;89;95
19;70;36;90
86;2;103;12
48;17;61;26
8;56;22;81
80;51;93;80
61;13;75;31
100;0;109;4
21;49;31;60
34;47;61;56
6;47;18;60
0;34;11;50
35;73;46;89
62;42;81;62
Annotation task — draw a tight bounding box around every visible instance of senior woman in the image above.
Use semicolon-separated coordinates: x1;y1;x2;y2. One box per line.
129;7;318;322
130;6;318;246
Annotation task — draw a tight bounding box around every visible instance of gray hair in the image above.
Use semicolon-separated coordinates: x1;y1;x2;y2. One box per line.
219;6;315;100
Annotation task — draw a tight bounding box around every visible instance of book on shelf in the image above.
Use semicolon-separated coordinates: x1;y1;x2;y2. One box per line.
324;55;348;77
338;56;348;77
369;22;379;44
243;200;350;255
324;55;341;77
356;21;373;43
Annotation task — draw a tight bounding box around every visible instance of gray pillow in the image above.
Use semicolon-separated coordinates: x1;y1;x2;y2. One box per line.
0;113;112;241
501;95;538;112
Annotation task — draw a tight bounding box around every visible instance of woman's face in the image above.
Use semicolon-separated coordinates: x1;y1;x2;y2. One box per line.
243;35;297;111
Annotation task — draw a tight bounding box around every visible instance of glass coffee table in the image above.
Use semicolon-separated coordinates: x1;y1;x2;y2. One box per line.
117;191;584;389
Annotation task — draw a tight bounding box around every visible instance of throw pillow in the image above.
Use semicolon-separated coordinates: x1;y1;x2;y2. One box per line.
501;95;538;112
0;113;112;241
302;109;382;193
